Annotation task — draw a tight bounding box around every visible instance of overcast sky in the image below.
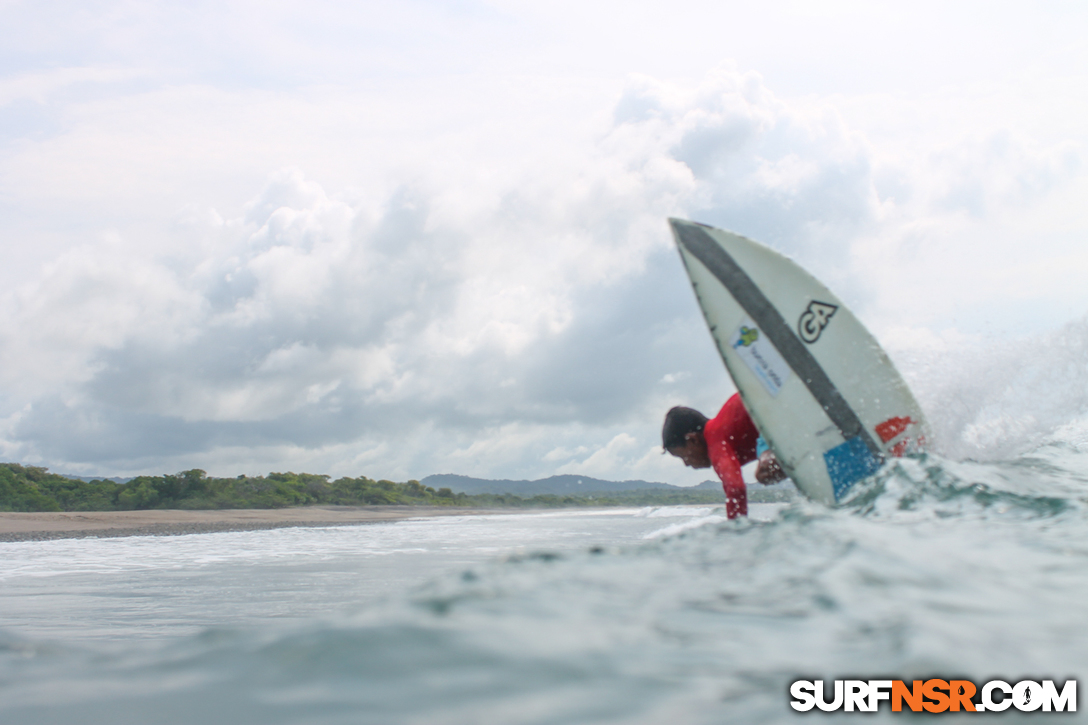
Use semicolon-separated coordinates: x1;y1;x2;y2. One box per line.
2;1;1088;483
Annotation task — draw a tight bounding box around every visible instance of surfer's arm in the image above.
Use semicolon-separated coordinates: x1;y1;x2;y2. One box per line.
712;443;748;519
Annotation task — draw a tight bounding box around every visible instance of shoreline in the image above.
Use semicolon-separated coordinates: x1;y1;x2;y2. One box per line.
0;506;502;542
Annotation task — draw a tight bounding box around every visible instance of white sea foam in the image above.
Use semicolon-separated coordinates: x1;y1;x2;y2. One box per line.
641;515;727;539
893;313;1088;462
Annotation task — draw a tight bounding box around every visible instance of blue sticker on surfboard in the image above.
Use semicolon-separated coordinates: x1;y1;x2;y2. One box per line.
823;437;882;500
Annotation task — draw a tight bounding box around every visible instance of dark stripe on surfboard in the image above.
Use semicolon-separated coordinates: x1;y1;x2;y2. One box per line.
671;220;882;457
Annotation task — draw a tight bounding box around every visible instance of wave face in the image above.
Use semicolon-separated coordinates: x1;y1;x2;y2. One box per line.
1;444;1086;724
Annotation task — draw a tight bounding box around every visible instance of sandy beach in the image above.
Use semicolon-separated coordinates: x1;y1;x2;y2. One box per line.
0;506;496;541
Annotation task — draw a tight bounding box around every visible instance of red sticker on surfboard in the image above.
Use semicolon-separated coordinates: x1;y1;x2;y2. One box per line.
875;416;921;457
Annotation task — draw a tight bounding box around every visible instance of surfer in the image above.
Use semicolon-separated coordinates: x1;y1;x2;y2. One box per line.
663;394;785;518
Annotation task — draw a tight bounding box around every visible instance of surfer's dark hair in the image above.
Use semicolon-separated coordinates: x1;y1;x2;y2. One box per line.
662;406;708;450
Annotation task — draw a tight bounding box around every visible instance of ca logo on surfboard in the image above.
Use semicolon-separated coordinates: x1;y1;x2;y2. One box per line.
798;301;838;343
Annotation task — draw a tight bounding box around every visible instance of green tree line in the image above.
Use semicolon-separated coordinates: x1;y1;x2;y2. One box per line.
0;463;788;513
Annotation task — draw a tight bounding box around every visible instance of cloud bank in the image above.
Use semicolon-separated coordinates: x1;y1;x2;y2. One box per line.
0;64;1084;481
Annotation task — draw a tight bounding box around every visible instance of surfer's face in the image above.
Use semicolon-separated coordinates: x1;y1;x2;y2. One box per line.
667;433;711;469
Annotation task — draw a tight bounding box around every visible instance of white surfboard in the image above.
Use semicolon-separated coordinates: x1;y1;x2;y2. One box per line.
669;218;928;504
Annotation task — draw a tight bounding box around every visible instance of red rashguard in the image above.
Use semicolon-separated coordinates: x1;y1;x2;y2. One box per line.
703;393;760;519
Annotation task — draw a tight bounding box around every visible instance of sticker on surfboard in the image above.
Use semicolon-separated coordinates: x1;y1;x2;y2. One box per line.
729;321;791;397
823;416;925;500
798;300;838;343
823;437;882;500
876;416;925;457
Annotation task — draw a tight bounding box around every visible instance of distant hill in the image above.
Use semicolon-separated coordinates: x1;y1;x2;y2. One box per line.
425;473;719;495
422;473;669;495
59;474;134;484
53;471;793;499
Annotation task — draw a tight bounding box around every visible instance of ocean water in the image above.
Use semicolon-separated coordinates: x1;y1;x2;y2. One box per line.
1;440;1087;723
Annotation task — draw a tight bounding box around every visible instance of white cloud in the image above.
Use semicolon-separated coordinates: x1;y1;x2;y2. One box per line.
556;433;638;478
0;66;148;107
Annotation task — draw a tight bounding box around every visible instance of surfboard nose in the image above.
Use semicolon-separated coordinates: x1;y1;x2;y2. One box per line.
667;217;695;246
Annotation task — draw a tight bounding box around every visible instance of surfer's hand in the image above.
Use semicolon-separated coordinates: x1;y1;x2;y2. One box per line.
754;451;786;484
